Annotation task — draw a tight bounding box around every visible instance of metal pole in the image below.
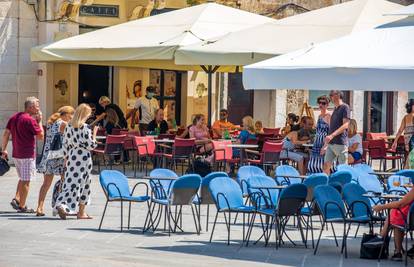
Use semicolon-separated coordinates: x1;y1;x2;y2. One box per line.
207;66;212;127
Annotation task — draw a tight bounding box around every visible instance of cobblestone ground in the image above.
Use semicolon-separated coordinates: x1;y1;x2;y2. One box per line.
0;166;407;267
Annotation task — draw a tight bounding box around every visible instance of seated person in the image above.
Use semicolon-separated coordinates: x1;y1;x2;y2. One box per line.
189;114;212;153
233;116;257;158
85;103;98;125
147;108;169;135
104;108;121;135
93;96;128;129
281;113;300;136
280;130;310;175
371;188;414;261
297;116;314;142
255;120;264;134
347;119;362;164
212;109;235;139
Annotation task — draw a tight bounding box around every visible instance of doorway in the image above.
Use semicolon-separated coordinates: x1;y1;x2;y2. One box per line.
78;64;111;114
363;91;394;135
227;73;254;125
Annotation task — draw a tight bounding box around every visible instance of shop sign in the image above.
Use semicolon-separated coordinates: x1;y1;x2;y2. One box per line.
79;4;119;17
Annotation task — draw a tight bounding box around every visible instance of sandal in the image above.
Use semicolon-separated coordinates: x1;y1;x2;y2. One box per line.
10;199;20;210
77;214;93;220
57;207;67;220
36;212;45;217
17;207;35;213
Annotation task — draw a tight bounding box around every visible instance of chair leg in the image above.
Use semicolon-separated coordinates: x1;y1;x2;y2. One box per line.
298;215;306;248
98;200;108;230
354;223;360;238
406;230;409;266
341;222;348;258
191;205;200;235
128;202;132;229
209;211;219;243
206;205;210;232
120;200;123;232
314;222;325;255
310;214;315;249
331;222;339;247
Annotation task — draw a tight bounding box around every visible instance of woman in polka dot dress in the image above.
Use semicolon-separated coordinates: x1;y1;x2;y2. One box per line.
56;104;98;220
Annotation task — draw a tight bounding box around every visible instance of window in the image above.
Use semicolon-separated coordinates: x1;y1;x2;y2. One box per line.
409;92;414;100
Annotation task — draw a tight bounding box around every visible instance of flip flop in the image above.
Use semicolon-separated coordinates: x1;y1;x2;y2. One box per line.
10;199;20;210
77;215;93;220
17;207;35;213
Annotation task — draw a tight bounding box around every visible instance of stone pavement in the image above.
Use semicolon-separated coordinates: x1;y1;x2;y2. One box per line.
0;167;407;267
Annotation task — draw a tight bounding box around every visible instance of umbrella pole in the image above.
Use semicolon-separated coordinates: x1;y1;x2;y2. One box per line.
201;65;220;127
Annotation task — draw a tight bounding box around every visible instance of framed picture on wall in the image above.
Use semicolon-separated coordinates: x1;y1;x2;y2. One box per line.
164;71;176;97
150;70;161;96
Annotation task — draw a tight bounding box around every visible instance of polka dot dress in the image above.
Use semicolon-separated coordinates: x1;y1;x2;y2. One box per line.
55;124;97;215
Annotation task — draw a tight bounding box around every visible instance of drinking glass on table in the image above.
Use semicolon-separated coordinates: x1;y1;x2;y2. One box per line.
393;178;401;187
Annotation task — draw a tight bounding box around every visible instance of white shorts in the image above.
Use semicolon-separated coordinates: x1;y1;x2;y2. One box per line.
14;158;36;181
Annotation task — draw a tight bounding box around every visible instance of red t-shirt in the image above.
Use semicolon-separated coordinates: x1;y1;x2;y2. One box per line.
6;112;42;159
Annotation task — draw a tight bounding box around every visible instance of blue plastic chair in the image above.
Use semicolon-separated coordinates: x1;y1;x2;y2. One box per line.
387;175;410;195
353;163;374;174
247;175;279;209
193;172;229;231
275;165;302;185
336;164;360;182
301;173;328;248
313;185;349;258
99;170;150;232
150;174;201;235
396;169;414;182
329;170;353;186
209;177;256;245
149;168;178;199
237;166;266;197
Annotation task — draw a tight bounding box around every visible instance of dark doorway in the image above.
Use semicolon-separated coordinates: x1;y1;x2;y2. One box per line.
78;64;110;114
363;91;394;136
227;73;254;125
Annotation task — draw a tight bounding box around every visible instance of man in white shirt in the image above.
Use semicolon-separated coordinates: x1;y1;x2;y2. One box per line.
127;86;159;134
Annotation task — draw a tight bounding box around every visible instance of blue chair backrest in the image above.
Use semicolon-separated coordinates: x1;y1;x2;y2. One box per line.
200;172;229;204
396;170;414;183
237;166;266;195
278;184;307;216
247;175;278;208
329;170;352;186
343;183;371;218
314;185;346;220
353;163;373;174
150;168;178;198
357;173;383;194
100;170;130;199
387;175;410;194
275;165;301;185
209;177;244;210
336;164;360;182
303;173;328;201
170;174;201;205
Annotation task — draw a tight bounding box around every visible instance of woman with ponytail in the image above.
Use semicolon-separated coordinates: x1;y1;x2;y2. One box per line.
36;106;74;216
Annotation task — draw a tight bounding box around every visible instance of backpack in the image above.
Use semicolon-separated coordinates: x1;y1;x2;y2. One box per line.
360;233;389;259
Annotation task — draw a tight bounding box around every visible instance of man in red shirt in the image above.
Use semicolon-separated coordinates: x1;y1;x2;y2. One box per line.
1;97;44;212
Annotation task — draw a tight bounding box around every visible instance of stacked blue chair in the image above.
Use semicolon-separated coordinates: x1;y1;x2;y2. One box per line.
209;177;256;245
275;165;302;185
193;172;229;231
149;169;178;199
237;166;266;197
387;175;410;195
99;170;150;232
301;173;328;248
396;169;414;182
353;163;374;174
313;185;350;258
329;170;352;193
150;174;201;235
336;164;360;183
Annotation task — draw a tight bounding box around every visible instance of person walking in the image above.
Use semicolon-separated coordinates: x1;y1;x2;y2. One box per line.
307;96;331;173
36;106;74;216
1;97;44;213
391;99;414;167
55;104;98;220
322;90;350;174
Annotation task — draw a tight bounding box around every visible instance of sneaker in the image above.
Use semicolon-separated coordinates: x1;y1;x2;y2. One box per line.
364;236;384;247
391;252;403;261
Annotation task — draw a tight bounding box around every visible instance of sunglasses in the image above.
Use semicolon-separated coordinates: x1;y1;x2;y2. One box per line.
318;102;327;105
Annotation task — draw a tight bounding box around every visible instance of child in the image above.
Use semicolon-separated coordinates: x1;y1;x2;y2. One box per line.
255;120;264;134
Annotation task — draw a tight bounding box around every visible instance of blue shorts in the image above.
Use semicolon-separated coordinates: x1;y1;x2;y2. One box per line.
350;152;362;161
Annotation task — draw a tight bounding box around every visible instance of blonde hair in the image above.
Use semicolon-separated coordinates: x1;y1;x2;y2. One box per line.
70;103;91;128
242;116;255;133
348;119;358;136
99;96;111;105
47;106;75;125
106;108;119;126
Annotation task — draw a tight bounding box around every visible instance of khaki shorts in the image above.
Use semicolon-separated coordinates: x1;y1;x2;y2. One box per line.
324;144;348;165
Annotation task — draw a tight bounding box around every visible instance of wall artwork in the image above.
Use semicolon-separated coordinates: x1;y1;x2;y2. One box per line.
54;79;70;111
126;79;142;109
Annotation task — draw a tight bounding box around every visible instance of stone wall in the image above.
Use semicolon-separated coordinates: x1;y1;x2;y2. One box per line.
0;1;39;130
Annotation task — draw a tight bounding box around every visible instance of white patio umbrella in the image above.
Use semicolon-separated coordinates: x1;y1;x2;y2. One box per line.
385;3;414;16
31;3;274;125
175;0;403;66
243;17;414;91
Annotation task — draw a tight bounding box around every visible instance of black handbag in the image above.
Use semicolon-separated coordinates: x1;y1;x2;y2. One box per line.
0;156;10;176
360;233;389;259
50;133;62;151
